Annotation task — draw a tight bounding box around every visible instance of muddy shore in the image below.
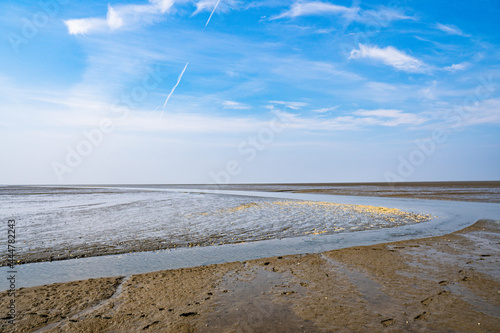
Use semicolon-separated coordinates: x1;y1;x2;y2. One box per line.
1;219;499;332
2;182;499;268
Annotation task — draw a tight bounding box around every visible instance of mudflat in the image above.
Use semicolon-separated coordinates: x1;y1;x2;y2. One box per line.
1;219;499;332
161;181;500;203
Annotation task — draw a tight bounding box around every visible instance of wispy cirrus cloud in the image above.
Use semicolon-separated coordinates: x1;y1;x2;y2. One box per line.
75;108;428;133
222;100;251;110
265;109;427;131
271;1;413;25
64;0;241;34
349;44;428;73
443;62;469;72
353;109;426;126
312;106;340;113
357;7;414;23
271;1;358;20
269;100;308;110
64;0;174;35
459;98;500;126
192;0;240;16
435;23;468;36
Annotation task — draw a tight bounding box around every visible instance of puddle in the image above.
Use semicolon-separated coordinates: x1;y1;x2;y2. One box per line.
199;267;320;332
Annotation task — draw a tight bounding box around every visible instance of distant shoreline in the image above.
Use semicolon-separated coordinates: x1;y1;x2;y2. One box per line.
3;180;500;186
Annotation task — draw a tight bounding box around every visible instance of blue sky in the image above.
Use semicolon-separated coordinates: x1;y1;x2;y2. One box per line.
0;0;499;184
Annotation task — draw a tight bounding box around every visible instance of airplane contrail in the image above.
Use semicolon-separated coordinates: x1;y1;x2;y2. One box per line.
159;1;220;117
161;61;189;117
205;0;221;27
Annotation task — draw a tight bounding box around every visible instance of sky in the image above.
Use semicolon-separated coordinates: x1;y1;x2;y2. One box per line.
0;0;499;185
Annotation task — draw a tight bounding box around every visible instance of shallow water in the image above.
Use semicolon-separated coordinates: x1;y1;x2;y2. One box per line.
0;187;499;290
0;186;431;264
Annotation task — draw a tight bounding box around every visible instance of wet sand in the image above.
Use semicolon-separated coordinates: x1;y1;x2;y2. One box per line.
2;219;499;332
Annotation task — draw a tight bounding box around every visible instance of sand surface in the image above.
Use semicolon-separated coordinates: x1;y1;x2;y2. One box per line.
1;219;499;332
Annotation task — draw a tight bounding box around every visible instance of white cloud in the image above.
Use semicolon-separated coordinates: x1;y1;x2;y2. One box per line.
64;0;175;35
312;106;340;113
444;62;469;72
223;100;251;110
271;2;413;25
151;0;176;13
269;100;308;110
272;109;427;131
355;7;414;24
192;0;240;15
271;1;358;20
353;109;426;126
419;80;437;100
109;108;428;134
460;98;500;126
349;44;427;73
107;5;124;30
315;28;336;34
435;23;467;36
193;0;218;15
96;99;496;134
2;79;430;143
64;18;108;35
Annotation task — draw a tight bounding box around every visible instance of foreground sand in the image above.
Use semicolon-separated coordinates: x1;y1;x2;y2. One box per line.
1;220;499;332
